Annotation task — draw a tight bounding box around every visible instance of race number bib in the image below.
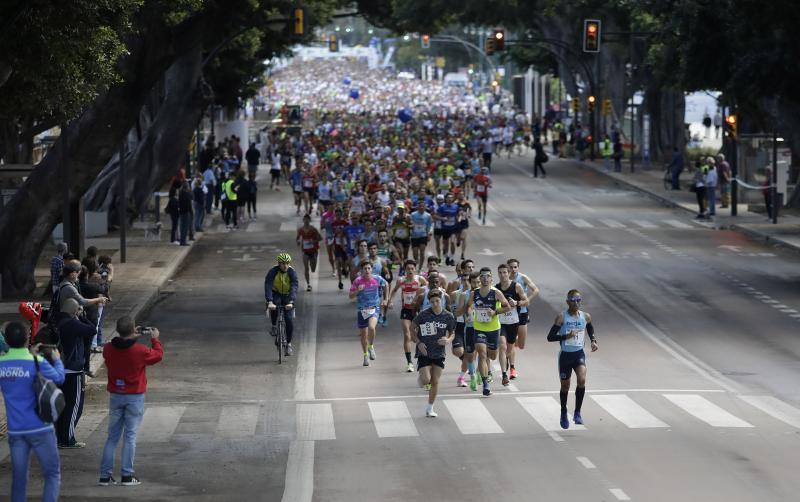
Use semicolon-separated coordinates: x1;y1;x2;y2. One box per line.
564;329;585;347
499;309;519;324
444;216;456;226
476;185;486;193
419;322;437;337
413;223;427;235
395;227;409;238
302;240;316;250
303;178;313;188
402;292;416;305
294;184;302;192
360;307;376;318
475;307;492;323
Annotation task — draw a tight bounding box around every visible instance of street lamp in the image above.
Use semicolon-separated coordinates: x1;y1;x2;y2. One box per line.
335;26;340;32
403;34;410;41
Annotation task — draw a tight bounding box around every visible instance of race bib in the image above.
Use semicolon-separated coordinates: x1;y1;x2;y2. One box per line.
403;292;416;305
303;178;313;187
444;216;456;226
499;309;519;324
413;223;426;234
564;329;585;347
476;185;485;193
395;227;409;238
302;240;315;250
360;307;377;318
294;184;302;192
475;307;492;323
419;322;437;337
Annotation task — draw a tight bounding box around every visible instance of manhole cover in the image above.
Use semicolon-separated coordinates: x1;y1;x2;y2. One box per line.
150;261;166;268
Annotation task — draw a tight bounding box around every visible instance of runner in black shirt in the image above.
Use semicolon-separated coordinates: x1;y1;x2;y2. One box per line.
411;290;455;417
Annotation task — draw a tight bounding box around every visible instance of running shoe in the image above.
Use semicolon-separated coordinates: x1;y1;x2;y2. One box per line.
368;346;376;360
406;362;415;373
486;372;494;384
426;409;438;418
58;441;86;449
469;374;478;391
509;367;518;379
482;384;491;397
306;285;312;292
573;411;583;425
285;344;293;356
121;476;141;486
560;411;570;430
338;281;343;290
457;375;467;387
97;476;117;486
502;373;510;386
363;356;370;367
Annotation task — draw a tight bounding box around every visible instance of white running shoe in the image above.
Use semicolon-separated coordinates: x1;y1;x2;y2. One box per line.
363;356;370;367
368;346;376;360
426;408;438;418
406;362;415;373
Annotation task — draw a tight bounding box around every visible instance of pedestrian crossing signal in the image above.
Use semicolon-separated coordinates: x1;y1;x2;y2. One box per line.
583;19;601;53
329;34;339;52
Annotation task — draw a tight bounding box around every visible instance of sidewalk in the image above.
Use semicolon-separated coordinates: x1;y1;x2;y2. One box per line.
0;208;222;446
576;159;800;252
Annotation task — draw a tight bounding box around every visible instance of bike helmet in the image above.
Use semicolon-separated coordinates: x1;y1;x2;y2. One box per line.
277;252;292;264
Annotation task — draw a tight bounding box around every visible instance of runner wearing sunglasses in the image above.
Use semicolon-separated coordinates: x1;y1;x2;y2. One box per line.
547;289;598;429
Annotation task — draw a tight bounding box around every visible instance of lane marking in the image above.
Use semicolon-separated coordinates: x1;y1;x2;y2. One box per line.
547;431;565;442
663;394;753;427
739;395;800;429
507;217;529;228
631;219;658;229
571;218;594;228
282;440;314;502
536;218;562;228
296;403;335;440
516;396;586;432
576;456;596;469
443;399;504;434
610;488;631;500
368;401;419;438
664;219;693;229
139;405;186;442
216;405;260;438
599;218;626;228
591;394;669;428
294;269;318;401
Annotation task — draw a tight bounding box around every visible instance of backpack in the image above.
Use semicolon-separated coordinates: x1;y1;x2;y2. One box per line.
32;356;65;423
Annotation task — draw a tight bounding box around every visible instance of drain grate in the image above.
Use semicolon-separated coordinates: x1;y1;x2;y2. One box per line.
150;261;166;268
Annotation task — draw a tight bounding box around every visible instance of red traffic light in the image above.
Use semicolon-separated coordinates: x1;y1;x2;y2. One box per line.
725;115;736;125
492;29;505;50
587;95;596;104
583;19;601;53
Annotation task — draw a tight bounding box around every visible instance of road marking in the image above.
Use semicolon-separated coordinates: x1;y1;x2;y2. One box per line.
294;269;318;401
664;219;693;229
599;218;626;228
443;399;504;435
296;403;335;440
280;221;298;232
481;217;496;227
139;405;186;442
664;394;753;427
631;219;658;229
246;221;267;233
282;440;314;502
491;361;519;391
516;396;586;432
762;299;779;304
216;405;260;438
368;401;419;438
739;395;800;429
591;394;669;428
610;488;631;500
576;456;596;469
507;217;529;227
570;218;594;228
547;431;565;442
536;218;562;228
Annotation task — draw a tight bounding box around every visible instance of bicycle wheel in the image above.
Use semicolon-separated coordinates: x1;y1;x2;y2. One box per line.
276;311;285;364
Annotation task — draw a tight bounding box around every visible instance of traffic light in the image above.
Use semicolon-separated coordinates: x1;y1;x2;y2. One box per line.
602;98;612;116
571;97;579;113
587;95;596;112
292;7;305;36
492;28;505;51
583;19;601;53
485;37;495;56
421;34;430;49
329;34;339;52
724;114;737;139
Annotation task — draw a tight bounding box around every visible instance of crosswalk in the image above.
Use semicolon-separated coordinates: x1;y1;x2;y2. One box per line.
519;217;704;230
53;392;800;449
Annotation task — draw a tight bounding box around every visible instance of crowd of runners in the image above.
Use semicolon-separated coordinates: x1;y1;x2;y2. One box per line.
263;59;597;428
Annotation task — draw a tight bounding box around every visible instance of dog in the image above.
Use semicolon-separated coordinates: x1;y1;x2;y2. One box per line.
144;221;162;241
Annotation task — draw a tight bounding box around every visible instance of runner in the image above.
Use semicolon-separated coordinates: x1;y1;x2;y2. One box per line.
466;267;510;396
473;167;491;225
495;263;528;386
296;214;322;292
320;205;337;275
450;268;473;387
411;289;455;417
432;194;445;261
437;193;460;266
301;167;316;216
507;258;540;355
410;201;433;265
388;260;427;372
290;165;304;215
349;262;388;367
547;289;598;429
349;240;371;282
455;192;472;261
413;271;450;317
391;204;412;260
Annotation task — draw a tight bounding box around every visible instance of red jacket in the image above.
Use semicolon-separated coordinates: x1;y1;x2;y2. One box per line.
103;336;164;394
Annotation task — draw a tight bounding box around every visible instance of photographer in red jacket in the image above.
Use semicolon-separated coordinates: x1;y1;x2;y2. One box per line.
97;316;163;487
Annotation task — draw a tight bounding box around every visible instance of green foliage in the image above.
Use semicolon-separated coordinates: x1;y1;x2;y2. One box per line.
205;29;270;109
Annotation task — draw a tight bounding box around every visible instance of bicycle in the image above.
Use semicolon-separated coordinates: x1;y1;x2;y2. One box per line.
269;306;287;364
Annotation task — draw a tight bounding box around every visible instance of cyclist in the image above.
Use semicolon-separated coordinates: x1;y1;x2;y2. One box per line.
296;214;322;292
349;261;388;367
264;253;299;356
547;289;598;429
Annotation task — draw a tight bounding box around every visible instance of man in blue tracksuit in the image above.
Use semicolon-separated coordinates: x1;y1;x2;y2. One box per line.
0;321;65;502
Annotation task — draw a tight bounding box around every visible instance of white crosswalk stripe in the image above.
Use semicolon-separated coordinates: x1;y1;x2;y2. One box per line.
599;218;626;228
368;401;419;438
664;394;753;427
631;219;658;229
739;395;800;429
444;399;504;434
591;394;669;428
570;219;594;228
139;405;186;442
516;396;586;432
536;218;562;228
664;219;693;229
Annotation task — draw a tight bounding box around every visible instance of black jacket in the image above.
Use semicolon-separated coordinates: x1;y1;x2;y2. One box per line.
178;189;192;214
52;312;96;372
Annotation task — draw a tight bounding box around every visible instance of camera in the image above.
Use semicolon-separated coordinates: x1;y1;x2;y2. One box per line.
35;344;58;363
139;326;154;336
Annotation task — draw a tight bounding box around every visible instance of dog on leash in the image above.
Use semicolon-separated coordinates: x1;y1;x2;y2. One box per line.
144;221;162;241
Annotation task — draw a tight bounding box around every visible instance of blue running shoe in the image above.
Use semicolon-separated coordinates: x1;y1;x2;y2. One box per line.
560;411;569;429
482;383;491;397
574;411;583;425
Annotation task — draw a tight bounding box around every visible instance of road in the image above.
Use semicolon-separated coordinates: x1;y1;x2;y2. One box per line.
5;155;800;501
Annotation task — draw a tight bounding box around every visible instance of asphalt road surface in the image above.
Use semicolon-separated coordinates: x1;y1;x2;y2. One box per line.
5;155;800;501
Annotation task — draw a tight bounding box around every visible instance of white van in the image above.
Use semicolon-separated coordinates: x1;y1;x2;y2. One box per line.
443;73;469;87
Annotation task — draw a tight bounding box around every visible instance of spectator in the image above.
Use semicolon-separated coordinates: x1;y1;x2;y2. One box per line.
533;137;547;178
245;142;261;176
692;160;707;219
716;153;731;208
613;137;623;173
98;255;114;284
51;299;94;448
98;316;164;487
50;242;68;296
0;321;65;502
166;191;180;244
178;181;193;246
78;261;108;358
85;246;99;265
705;157;718;217
713;110;722;139
192;177;206;232
203;163;216;214
0;326;8;354
56;261;108;313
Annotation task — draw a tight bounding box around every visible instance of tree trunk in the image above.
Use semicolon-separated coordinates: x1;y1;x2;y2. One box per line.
643;85;686;162
0;14;208;297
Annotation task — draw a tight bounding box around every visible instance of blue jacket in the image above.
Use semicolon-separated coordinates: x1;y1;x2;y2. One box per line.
0;348;65;434
264;265;298;303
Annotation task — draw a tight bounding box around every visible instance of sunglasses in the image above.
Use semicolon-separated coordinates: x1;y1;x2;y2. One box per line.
567;297;582;302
